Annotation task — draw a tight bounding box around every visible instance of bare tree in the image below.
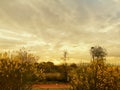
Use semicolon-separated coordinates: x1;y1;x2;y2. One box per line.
63;51;68;82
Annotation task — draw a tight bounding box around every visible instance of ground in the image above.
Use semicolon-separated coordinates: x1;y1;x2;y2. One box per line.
32;84;70;90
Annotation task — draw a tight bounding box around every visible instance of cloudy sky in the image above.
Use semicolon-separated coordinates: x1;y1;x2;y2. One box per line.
0;0;120;64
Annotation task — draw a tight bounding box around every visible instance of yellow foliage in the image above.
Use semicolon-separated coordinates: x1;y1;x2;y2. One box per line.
0;50;45;90
69;61;120;90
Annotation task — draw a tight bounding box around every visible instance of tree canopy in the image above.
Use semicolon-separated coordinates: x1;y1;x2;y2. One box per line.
90;46;107;60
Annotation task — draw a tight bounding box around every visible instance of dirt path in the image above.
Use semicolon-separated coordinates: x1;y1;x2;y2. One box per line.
32;84;70;88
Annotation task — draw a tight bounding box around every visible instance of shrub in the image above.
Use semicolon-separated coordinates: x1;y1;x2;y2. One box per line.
0;50;44;90
68;60;120;90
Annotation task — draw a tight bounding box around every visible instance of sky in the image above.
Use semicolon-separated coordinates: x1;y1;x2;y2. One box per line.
0;0;120;64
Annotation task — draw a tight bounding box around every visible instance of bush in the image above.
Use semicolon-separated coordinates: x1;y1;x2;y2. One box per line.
68;60;120;90
45;73;64;81
0;50;44;90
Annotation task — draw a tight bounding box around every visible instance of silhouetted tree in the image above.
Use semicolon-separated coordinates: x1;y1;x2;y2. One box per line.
90;46;107;61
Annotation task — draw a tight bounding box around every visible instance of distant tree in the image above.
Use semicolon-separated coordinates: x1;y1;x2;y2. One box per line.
39;62;55;73
70;63;77;68
90;46;107;61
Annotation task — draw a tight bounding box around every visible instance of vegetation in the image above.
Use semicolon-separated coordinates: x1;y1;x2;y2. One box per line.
0;46;120;90
68;60;120;90
0;49;44;90
90;46;107;60
68;46;120;90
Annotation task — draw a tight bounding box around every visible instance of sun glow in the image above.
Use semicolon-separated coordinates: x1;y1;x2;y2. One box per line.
0;0;120;65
